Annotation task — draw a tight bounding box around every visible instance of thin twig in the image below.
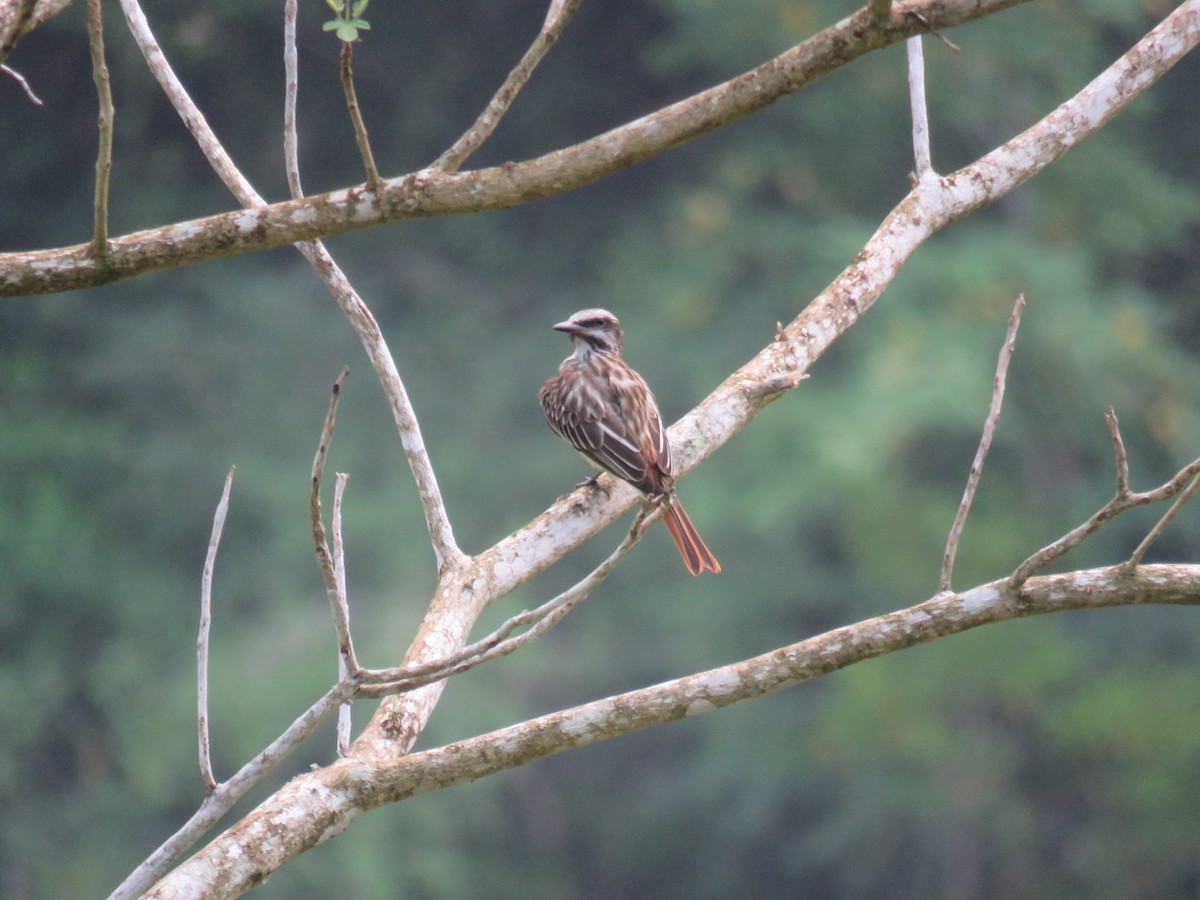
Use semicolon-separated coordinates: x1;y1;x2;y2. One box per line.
87;0;113;255
357;506;656;696
340;41;381;191
902;6;962;52
432;0;582;173
333;472;353;756
939;294;1024;591
1107;407;1130;495
1;62;42;103
311;368;360;676
1008;416;1200;592
198;466;235;794
906;35;932;178
1125;471;1200;571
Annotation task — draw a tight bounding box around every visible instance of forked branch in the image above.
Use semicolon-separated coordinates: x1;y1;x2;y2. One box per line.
1008;411;1200;591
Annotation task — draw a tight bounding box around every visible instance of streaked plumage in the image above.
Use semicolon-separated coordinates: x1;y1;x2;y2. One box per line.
539;308;720;575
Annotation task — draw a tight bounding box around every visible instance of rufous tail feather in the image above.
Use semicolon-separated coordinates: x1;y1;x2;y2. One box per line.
661;496;720;575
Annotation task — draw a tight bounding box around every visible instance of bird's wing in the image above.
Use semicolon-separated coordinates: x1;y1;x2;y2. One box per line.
541;365;672;494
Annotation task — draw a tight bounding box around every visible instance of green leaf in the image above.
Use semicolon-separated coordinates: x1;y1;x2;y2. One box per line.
335;22;360;41
352;0;369;18
322;19;340;31
324;0;341;13
348;18;370;29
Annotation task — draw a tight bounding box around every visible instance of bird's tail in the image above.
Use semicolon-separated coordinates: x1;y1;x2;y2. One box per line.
661;495;721;576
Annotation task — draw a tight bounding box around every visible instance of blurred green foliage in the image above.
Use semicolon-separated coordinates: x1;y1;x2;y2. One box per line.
2;0;1200;897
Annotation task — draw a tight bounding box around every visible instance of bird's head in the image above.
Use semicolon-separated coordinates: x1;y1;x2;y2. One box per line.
553;308;624;356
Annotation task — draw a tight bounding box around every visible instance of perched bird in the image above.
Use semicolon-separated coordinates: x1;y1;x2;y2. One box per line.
539;308;720;575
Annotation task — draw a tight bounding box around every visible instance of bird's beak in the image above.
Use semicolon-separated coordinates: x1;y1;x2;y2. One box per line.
553;320;579;334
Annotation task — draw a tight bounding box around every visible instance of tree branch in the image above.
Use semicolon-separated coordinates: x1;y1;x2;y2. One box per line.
1008;417;1200;591
333;472;353;756
2;0;1038;297
432;0;582;173
939;294;1024;591
103;3;1200;893
0;0;37;66
1125;472;1200;570
310;367;359;676
106;0;464;570
197;466;234;794
86;0;113;254
339;41;381;191
907;36;932;177
1;61;41;103
141;564;1200;898
479;0;1200;599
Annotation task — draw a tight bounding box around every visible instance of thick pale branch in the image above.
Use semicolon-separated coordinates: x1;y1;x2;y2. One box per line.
907;36;932;176
112;681;355;900
1;0;1034;297
143;564;1200;898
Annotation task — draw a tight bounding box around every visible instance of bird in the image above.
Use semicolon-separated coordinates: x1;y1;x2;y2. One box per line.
539;308;720;575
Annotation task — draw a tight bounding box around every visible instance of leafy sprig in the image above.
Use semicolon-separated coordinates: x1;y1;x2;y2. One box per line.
323;0;370;43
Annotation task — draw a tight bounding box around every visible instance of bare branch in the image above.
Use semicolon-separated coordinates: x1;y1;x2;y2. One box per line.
868;0;892;22
340;41;381;191
86;0;113;254
901;5;962;52
433;0;582;173
907;36;932;178
118;505;651;896
333;472;353;756
1;61;41;103
311;368;360;675
0;0;36;65
143;564;1200;897
939;294;1024;591
109;0;464;570
1008;425;1200;591
198;466;234;795
1107;407;1131;495
283;0;301;199
479;1;1200;598
1125;471;1200;571
6;0;1047;297
358;506;655;696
